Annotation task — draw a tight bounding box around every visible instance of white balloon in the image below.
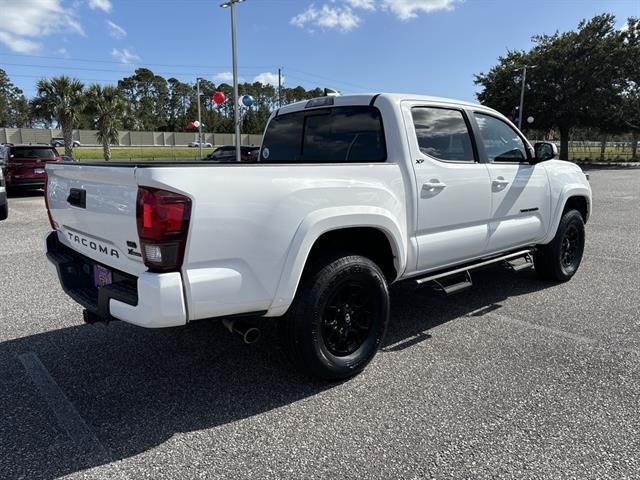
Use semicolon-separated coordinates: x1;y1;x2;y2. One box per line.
193;120;201;128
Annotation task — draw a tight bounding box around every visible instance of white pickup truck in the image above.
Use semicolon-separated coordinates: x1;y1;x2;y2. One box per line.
45;93;591;380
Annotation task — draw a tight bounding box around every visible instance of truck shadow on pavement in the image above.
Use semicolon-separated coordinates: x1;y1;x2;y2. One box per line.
1;266;554;479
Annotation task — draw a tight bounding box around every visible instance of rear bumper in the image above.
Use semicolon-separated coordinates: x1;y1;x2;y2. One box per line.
45;232;187;328
6;178;45;188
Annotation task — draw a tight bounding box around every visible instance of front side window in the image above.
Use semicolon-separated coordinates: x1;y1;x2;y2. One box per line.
411;107;475;162
260;106;386;163
474;113;528;162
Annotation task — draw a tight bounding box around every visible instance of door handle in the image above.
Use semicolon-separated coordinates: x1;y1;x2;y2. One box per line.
492;178;510;187
423;181;447;190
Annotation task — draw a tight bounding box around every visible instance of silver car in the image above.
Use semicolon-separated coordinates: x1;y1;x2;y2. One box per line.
188;141;213;148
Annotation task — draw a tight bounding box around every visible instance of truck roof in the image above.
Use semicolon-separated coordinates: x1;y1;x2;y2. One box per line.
277;93;490;116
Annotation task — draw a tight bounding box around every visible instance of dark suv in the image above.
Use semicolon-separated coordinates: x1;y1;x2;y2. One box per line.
204;145;259;162
0;145;62;190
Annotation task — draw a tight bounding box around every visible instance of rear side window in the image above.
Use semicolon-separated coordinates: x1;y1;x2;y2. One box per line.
10;147;58;159
261;106;386;163
411;107;475;162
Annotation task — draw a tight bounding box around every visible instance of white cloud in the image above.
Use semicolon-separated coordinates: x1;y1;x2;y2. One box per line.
254;72;283;86
213;72;234;83
291;0;457;31
107;20;127;39
111;48;140;64
291;4;361;32
213;72;247;84
0;0;84;54
56;47;70;57
0;32;40;54
381;0;457;20
346;0;376;10
88;0;112;13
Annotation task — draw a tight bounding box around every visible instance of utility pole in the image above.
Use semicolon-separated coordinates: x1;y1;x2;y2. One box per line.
196;77;203;159
518;65;527;130
516;65;537;130
278;67;282;107
221;0;245;163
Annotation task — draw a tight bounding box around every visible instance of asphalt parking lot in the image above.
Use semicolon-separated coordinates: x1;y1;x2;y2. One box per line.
0;169;638;479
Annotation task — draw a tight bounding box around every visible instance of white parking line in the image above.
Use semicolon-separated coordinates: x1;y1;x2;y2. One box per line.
18;352;112;463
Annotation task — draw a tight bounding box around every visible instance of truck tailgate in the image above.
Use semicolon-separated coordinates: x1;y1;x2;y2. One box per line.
46;163;146;276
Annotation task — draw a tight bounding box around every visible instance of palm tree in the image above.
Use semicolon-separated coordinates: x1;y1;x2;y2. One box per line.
35;76;85;157
86;85;125;161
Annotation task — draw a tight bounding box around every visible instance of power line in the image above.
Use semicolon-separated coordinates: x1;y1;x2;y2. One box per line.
3;62;371;93
0;52;276;70
0;62;275;77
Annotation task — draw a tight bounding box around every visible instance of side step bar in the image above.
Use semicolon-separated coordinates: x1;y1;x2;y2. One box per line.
503;253;534;272
415;249;534;287
432;271;473;295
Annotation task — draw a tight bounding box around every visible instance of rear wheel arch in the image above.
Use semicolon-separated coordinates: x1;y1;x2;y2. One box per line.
304;227;398;283
266;212;406;317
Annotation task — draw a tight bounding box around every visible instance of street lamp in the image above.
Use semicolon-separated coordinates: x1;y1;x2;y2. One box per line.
517;65;537;130
220;0;245;163
196;77;203;159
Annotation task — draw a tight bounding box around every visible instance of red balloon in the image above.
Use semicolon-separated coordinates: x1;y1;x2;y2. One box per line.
213;91;226;105
187;121;195;129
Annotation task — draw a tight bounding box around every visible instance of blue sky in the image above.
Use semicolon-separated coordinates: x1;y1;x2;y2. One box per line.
0;0;638;101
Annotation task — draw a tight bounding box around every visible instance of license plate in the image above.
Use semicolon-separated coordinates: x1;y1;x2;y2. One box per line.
94;265;113;287
34;168;45;174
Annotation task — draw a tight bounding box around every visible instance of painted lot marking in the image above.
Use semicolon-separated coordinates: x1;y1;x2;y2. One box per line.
18;352;111;462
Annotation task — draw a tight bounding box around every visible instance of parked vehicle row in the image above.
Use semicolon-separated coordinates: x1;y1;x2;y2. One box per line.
1;144;62;191
44;92;591;381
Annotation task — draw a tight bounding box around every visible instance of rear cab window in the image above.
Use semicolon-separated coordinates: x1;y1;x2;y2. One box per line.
10;147;58;159
411;107;476;162
261;106;386;163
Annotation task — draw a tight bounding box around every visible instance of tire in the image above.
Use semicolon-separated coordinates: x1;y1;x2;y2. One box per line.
279;254;390;381
534;209;585;282
0;202;7;221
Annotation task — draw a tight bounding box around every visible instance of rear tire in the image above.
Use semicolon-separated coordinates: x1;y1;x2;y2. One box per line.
0;202;7;220
279;254;389;381
534;209;585;282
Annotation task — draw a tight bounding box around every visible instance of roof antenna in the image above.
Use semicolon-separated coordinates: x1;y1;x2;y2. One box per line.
324;88;340;97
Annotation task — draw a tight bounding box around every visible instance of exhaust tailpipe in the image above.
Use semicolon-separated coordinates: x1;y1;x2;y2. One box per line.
222;319;261;345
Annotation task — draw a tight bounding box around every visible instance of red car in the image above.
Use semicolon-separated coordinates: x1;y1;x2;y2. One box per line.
0;144;62;190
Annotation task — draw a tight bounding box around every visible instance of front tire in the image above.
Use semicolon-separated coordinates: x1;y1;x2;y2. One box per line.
280;254;389;381
534;209;585;282
0;202;7;220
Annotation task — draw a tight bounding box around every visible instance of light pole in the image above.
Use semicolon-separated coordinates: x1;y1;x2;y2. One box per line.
221;0;244;163
517;65;536;130
196;77;203;159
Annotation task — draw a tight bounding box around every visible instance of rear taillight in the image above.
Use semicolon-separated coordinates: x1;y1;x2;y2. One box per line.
136;187;192;272
43;172;56;229
54;156;62;162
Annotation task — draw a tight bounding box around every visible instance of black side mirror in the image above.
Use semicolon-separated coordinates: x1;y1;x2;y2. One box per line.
533;142;558;164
